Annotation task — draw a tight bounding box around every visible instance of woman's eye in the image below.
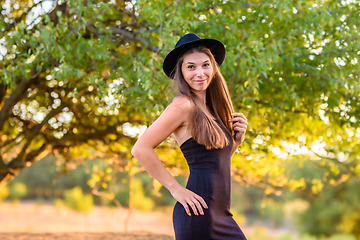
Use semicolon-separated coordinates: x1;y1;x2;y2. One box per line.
204;63;210;67
188;65;195;69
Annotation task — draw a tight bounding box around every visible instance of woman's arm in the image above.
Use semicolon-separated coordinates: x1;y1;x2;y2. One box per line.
131;96;207;216
229;112;248;157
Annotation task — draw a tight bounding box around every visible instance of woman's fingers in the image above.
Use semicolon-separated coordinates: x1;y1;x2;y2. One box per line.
180;201;191;216
232;121;247;132
230;112;248;143
230;113;247;123
233;121;247;130
171;187;208;216
194;194;208;210
186;195;207;216
187;198;201;216
230;113;248;129
230;117;247;124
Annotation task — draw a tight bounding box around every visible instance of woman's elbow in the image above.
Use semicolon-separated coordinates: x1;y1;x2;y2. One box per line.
131;142;154;160
131;141;147;158
131;144;140;158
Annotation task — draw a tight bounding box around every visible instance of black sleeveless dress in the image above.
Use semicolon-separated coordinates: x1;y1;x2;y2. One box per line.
173;120;247;240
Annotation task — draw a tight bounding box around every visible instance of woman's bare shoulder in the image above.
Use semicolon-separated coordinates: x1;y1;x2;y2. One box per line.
168;96;193;144
158;95;193;125
171;95;193;112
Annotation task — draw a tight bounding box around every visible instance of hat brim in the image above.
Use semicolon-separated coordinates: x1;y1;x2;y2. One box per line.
163;38;225;79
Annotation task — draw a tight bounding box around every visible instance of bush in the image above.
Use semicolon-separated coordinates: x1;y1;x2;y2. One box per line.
130;178;155;212
0;186;9;201
260;198;285;228
300;234;357;240
114;179;130;207
63;186;94;213
9;182;27;200
326;234;357;240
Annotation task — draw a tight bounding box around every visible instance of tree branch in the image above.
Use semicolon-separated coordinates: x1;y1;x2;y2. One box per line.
1;143;50;184
91;173;123;208
0;154;13;179
254;99;309;113
0;84;7;107
0;75;41;134
232;168;317;198
0;131;24;151
109;26;159;52
50;124;126;145
7;102;67;169
310;149;356;174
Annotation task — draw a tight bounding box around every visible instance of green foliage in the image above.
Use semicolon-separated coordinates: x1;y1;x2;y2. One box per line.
9;182;27;200
0;186;9;201
325;235;357;240
284;199;310;224
130;178;155;212
296;178;360;238
11;155;174;210
261;198;285;228
246;232;356;240
114;180;130;207
12;155;92;198
63;186;94;213
298;234;356;240
231;181;286;227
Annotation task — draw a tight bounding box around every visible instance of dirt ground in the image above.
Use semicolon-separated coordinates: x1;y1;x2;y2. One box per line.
0;232;173;240
1;201;291;239
0;201;174;239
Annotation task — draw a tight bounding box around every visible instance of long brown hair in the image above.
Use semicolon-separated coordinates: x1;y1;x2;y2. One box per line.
173;46;234;149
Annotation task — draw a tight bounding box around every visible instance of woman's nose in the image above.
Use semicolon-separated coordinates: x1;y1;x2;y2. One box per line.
196;68;205;77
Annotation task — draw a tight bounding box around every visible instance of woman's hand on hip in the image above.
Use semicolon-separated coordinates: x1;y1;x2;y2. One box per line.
170;185;208;216
229;112;248;144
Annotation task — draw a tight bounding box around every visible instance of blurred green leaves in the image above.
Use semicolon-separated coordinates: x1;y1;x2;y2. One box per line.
0;186;10;201
9;182;27;201
63;186;94;212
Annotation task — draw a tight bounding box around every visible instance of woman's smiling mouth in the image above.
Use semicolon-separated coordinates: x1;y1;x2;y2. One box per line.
194;79;207;84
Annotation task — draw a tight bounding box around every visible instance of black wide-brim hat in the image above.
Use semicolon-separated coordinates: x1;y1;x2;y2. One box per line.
163;33;225;79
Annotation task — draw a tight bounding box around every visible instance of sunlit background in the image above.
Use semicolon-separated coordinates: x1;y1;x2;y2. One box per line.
1;0;359;239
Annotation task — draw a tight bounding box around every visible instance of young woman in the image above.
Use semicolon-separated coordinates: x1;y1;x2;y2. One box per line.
131;33;248;239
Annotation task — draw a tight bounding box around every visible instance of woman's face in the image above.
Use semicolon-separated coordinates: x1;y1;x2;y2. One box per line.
181;51;213;93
